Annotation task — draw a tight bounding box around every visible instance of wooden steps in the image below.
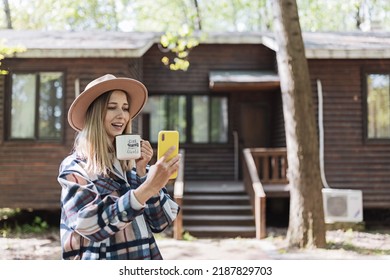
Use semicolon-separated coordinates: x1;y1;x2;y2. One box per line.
183;205;253;215
182;181;256;238
184;147;235;181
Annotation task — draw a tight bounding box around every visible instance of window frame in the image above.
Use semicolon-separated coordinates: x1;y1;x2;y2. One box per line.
147;93;229;145
362;70;390;144
5;70;66;143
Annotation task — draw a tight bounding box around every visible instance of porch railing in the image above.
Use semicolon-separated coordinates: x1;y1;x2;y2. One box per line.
173;149;185;240
242;147;288;239
250;148;288;184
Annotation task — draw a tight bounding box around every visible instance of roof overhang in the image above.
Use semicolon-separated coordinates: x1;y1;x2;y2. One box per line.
262;32;390;59
0;30;157;58
209;70;280;91
2;30;390;59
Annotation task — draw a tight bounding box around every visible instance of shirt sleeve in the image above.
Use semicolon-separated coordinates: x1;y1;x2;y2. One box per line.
58;156;144;242
143;188;180;233
130;189;145;210
126;165;180;232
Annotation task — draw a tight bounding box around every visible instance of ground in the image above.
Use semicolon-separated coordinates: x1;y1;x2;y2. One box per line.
1;227;390;260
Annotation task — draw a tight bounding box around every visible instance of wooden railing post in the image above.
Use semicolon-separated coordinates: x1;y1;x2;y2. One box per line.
173;149;185;240
255;192;267;239
243;148;288;239
243;149;267;239
173;196;183;240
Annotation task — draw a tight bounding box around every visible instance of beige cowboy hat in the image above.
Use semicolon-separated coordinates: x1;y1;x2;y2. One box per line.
68;74;148;131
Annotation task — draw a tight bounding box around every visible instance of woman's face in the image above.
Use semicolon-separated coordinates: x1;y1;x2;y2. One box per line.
104;90;130;142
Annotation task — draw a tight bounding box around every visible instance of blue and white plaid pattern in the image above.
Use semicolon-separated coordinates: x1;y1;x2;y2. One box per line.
58;154;179;260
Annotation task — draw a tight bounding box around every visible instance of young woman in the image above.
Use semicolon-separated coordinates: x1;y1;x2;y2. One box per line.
58;74;180;260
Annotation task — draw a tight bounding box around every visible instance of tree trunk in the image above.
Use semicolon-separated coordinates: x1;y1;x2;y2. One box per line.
3;0;13;29
271;0;326;248
193;0;202;30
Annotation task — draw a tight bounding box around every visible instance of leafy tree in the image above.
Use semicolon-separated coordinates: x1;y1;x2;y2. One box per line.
2;0;389;70
3;0;11;28
2;0;390;32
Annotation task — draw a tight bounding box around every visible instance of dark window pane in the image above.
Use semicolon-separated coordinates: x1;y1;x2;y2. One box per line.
39;72;63;139
147;96;186;143
147;96;167;142
192;96;209;143
211;97;228;143
168;96;187;143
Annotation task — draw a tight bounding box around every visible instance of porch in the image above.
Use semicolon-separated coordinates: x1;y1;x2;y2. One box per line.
172;148;289;239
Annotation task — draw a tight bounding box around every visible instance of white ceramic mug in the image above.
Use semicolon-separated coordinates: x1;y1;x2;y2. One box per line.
115;134;141;160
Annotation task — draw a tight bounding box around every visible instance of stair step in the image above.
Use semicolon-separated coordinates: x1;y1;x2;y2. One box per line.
183;214;255;226
185;225;256;232
184;195;250;206
184;225;256;238
184;194;250;201
185;181;246;194
180;181;254;238
183;205;253;215
183;215;254;221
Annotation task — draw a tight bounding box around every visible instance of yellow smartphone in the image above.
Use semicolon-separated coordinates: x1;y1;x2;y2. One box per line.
157;130;179;179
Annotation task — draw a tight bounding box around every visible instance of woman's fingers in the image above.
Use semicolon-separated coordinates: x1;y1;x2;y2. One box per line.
138;140;153;161
157;150;180;175
158;146;176;163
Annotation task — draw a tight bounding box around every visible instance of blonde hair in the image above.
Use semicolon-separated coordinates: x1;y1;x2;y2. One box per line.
73;91;133;177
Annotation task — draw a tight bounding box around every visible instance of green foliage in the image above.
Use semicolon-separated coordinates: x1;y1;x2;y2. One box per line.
0;39;26;74
182;231;197;241
0;208;50;237
326;241;390;255
20;216;49;234
159;25;201;71
1;0;390;70
2;0;390;32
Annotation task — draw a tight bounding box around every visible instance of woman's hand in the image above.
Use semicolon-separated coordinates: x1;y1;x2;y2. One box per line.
135;140;153;177
133;146;180;204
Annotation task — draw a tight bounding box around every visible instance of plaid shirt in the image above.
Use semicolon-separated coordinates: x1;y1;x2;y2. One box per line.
58;153;179;260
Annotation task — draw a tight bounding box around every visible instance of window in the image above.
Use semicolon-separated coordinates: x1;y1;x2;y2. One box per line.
192;96;228;143
9;72;64;140
145;95;228;144
366;74;390;139
147;95;187;143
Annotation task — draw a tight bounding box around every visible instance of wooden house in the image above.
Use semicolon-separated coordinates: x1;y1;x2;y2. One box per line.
0;30;390;233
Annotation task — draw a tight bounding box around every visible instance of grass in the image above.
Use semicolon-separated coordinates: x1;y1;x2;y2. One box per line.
266;226;390;257
326;241;390;256
0;208;56;238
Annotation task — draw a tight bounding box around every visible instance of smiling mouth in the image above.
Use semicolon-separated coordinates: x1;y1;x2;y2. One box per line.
112;123;124;129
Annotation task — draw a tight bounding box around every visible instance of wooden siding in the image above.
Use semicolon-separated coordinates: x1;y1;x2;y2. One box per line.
142;44;279;180
143;44;277;93
1;41;390;211
184;146;235;181
270;92;286;148
0;57;143;209
259;59;390;209
309;59;390;208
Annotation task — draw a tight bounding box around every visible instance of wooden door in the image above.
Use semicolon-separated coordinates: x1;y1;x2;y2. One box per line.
240;103;269;148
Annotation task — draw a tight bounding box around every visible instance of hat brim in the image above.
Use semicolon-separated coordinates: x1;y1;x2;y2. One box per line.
68;78;148;131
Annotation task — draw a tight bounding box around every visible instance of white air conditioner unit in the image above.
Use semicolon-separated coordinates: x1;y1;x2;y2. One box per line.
322;188;363;223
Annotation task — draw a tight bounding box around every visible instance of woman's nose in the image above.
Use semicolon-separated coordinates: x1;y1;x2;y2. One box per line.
116;109;126;118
